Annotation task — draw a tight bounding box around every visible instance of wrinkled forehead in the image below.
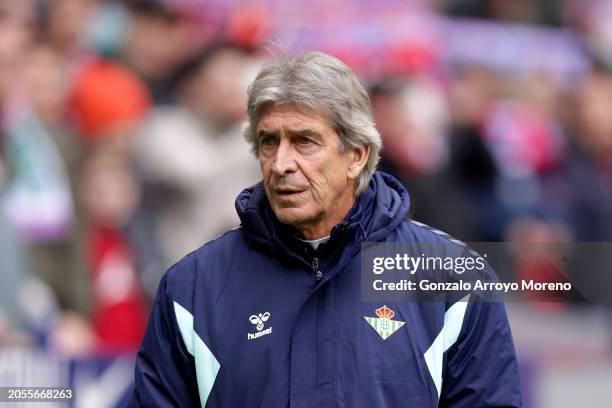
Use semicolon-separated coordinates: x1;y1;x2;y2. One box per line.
256;102;335;133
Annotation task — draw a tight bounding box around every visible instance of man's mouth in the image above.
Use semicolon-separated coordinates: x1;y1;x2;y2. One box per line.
275;188;306;197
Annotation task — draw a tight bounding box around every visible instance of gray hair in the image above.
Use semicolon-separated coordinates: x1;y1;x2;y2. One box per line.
243;51;381;195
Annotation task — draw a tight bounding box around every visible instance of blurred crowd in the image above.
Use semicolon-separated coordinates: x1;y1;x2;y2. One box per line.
0;0;611;360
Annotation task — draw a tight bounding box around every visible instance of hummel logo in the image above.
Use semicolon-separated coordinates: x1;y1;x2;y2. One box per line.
249;312;270;331
247;312;272;340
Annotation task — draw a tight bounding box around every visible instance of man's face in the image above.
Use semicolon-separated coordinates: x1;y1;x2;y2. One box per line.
257;104;366;239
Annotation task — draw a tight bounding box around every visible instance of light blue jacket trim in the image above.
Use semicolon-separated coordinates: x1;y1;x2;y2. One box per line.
174;301;221;406
423;294;470;397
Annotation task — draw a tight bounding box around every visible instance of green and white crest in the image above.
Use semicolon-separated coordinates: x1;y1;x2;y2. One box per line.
364;305;405;340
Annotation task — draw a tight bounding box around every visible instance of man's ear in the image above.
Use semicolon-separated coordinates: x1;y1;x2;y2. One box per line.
347;145;371;180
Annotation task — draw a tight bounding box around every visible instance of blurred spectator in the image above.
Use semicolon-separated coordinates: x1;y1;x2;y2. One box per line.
0;2;88;319
21;43;82;171
121;0;205;103
446;66;508;241
0;63;61;349
550;70;612;241
497;69;612;244
136;44;262;264
70;55;166;310
8;44;91;316
482;72;567;221
77;148;149;355
371;76;473;240
2;62;74;244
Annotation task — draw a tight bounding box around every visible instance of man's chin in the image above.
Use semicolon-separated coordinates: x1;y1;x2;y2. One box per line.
272;207;311;227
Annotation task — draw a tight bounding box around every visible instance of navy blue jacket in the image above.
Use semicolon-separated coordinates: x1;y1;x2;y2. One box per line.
130;172;522;407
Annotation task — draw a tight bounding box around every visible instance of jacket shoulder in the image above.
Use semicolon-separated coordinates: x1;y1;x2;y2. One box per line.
393;218;475;254
163;227;246;309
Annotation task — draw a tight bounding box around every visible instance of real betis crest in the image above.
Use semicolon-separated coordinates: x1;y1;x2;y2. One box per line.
364;305;405;340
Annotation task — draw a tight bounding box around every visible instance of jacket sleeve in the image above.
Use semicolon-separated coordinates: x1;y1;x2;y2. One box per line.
439;300;522;408
128;271;200;407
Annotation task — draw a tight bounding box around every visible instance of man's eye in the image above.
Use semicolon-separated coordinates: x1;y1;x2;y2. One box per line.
260;136;276;147
297;137;312;145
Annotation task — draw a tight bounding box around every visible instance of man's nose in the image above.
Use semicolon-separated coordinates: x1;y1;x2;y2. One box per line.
271;139;298;175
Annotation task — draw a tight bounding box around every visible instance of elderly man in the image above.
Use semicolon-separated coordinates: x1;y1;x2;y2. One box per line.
130;52;521;407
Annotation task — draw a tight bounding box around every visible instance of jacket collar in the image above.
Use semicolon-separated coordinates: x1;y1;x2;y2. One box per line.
235;171;411;268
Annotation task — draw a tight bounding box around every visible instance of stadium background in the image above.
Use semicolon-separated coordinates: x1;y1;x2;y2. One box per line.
0;0;611;406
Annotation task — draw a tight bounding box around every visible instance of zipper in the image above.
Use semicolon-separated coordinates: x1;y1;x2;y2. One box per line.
312;257;323;281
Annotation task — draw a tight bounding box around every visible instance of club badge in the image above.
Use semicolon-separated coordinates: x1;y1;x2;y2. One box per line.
364;305;405;340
